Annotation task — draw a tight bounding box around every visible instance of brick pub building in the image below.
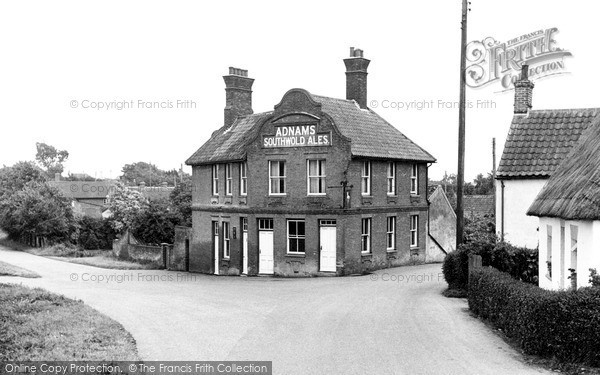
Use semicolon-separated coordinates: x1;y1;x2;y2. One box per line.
186;48;435;276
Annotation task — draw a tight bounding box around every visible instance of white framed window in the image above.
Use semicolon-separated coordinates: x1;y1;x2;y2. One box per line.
411;164;419;195
225;163;232;196
361;161;371;196
387;216;396;250
242;217;248;232
223;222;230;258
307;159;326;195
258;218;273;231
546;225;553;279
361;218;371;253
410;215;419;247
287;220;306;254
387;162;396;195
269;161;286;195
240;162;247;196
212;165;219;195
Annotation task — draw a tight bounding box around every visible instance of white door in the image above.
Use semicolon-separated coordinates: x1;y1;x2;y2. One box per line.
320;221;337;272
259;231;274;275
213;221;219;275
242;218;248;275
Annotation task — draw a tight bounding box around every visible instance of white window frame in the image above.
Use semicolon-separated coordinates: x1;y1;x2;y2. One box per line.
287;219;306;254
361;161;371;196
240;162;247;196
411;164;419;195
387;216;396;251
387;162;396;195
546;225;553;280
361;218;371;253
307;159;326;196
269;160;286;196
225;163;232;196
223;221;230;259
212;164;219;196
410;215;419;247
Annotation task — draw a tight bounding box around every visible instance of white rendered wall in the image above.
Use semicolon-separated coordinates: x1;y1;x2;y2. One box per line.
496;179;547;249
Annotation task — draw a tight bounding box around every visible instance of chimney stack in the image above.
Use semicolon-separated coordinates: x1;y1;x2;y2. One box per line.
514;64;534;114
223;67;254;127
344;47;370;109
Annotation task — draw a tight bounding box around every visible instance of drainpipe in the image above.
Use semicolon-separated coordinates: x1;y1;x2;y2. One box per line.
500;180;505;242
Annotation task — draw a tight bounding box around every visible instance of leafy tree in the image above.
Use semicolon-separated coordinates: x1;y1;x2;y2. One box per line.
35;142;69;177
75;216;117;250
0;161;46;199
105;183;148;233
169;176;192;227
131;198;179;244
0;182;75;243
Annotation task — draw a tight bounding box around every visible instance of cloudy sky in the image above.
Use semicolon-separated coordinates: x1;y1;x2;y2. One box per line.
0;0;596;181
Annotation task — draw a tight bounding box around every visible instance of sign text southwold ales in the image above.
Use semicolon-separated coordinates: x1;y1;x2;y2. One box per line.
466;27;572;90
263;125;331;148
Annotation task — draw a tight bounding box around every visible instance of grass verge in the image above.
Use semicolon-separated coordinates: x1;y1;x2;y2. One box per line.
0;261;40;278
442;288;467;298
0;283;139;361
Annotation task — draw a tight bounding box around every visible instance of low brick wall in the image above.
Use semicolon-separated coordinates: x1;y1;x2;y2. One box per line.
112;231;166;268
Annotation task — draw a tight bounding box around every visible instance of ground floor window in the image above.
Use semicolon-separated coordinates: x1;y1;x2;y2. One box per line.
287;220;305;254
361;218;371;253
410;215;419;247
387;216;396;250
223;222;230;258
546;225;553;279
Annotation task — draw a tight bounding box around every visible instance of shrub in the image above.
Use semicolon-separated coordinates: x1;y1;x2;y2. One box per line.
589;268;600;288
75;216;117;250
469;267;600;367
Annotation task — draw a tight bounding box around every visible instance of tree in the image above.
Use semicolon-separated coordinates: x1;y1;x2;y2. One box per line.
131;198;179;244
35;142;69;177
0;182;75;243
169;175;192;227
105;183;148;233
0;161;46;200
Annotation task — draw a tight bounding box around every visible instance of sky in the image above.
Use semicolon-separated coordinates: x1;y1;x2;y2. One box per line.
1;0;597;181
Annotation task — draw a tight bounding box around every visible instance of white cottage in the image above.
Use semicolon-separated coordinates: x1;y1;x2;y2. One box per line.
496;65;600;249
528;115;600;290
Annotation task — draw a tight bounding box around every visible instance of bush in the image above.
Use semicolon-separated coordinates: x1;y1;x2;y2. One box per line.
76;216;117;250
469;267;600;367
590;269;600;288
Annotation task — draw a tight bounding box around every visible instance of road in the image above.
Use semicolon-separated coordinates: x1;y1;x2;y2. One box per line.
0;246;550;375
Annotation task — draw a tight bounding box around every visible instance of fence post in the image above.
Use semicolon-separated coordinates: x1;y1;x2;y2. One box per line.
161;243;168;269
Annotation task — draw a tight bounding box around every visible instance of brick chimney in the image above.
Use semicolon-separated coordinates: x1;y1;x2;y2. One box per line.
223;67;254;127
344;47;370;109
514;64;534;114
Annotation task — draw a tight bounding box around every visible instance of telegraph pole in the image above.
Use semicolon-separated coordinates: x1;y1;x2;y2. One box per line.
456;0;469;249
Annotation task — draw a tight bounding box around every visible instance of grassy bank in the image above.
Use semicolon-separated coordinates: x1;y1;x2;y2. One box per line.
0;283;139;361
0;261;40;278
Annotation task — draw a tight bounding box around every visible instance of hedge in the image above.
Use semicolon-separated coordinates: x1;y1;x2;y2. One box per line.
443;241;538;290
469;267;600;367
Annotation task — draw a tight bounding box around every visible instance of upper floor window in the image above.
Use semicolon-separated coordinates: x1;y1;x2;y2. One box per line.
410;215;419;247
361;218;371;253
361;161;371;196
269;161;286;195
287;220;306;254
212;165;219;195
387;162;396;195
225;163;232;196
307;159;326;195
410;164;419;195
240;162;247;196
387;216;396;250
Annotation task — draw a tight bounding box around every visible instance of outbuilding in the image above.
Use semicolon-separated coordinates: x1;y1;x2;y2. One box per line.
185;48;435;276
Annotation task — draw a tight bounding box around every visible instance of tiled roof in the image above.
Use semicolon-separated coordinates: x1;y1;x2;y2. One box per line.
496;108;600;179
186;112;272;165
48;180;116;199
186;92;435;165
528;116;600;220
464;195;495;217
